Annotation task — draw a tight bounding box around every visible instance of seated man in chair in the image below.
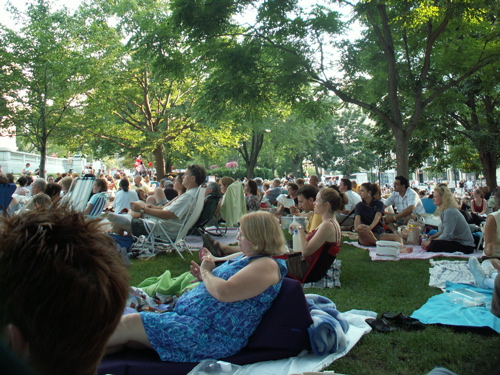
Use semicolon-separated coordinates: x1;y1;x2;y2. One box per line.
108;164;206;239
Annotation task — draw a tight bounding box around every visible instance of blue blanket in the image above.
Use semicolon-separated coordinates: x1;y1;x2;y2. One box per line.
305;294;350;355
411;282;500;333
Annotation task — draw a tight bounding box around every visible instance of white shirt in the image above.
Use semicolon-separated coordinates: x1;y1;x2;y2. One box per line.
384;187;425;215
113;190;139;214
344;190;362;212
148;187;198;238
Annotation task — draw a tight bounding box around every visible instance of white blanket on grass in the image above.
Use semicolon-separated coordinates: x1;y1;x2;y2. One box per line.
428;260;475;291
345;241;483;262
240;311;373;375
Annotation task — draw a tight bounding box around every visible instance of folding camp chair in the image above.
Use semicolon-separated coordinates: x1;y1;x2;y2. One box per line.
87;192;110;218
188;193;222;236
338;209;355;230
0;183;17;215
61;177;95;212
474;221;486;252
282;243;339;284
141;187;206;258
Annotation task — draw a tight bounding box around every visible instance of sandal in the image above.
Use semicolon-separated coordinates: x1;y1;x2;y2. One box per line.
381;312;425;330
365;318;398;333
201;233;224;257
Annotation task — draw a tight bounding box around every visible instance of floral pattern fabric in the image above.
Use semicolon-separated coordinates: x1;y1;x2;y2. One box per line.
245;194;261;212
140;255;287;362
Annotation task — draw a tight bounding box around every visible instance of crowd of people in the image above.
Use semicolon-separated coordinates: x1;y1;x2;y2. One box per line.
1;164;500;375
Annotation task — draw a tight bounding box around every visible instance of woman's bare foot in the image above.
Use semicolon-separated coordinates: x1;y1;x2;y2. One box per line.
401;246;413;254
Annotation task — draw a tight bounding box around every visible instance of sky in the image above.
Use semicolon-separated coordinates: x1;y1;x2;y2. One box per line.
0;0;80;29
0;0;363;79
1;0;363;37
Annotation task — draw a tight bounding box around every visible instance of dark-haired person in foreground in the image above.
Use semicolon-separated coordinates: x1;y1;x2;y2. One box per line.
0;209;129;375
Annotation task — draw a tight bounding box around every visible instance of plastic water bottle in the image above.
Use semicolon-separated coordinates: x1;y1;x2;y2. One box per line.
293;229;303;253
420;233;428;245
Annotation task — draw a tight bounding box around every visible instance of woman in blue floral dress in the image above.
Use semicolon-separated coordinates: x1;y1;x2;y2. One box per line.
107;211;287;362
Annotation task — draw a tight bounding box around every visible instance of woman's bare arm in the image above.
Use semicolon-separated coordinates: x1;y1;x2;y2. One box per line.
198;256;280;302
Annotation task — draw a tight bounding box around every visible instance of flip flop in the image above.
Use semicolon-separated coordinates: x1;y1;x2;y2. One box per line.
365;318;398;333
381;312;425;330
201;233;224;257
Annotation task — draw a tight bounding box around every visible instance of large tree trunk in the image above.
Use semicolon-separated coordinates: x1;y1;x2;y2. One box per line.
392;127;411;177
246;157;257;179
39;141;46;179
238;131;264;179
479;152;498;192
291;154;303;178
153;144;165;179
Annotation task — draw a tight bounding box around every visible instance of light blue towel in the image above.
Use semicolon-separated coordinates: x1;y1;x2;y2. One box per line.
411;281;500;333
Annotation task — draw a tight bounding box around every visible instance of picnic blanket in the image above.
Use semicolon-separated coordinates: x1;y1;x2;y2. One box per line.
239;310;373;374
303;260;342;289
411;282;500;333
428;260;475;290
345;241;483;261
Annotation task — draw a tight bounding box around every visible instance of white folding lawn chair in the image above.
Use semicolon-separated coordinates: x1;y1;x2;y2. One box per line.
141;187;206;258
61;177;95;212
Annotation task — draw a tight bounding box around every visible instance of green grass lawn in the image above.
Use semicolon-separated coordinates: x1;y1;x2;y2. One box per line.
127;242;499;375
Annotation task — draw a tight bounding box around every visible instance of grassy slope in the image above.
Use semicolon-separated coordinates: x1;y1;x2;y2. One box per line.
127;243;499;375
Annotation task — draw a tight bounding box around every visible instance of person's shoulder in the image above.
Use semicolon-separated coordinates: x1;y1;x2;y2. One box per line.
444;207;460;217
406;187;417;196
249;255;280;272
488;210;500;219
351;190;361;198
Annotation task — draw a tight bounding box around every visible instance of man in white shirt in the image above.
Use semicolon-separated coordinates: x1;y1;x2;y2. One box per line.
466;178;474;192
337;178;362;229
108;164;206;238
383;175;425;233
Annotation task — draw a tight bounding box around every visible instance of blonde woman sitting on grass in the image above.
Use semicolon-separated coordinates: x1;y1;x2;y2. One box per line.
421;186;475;254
